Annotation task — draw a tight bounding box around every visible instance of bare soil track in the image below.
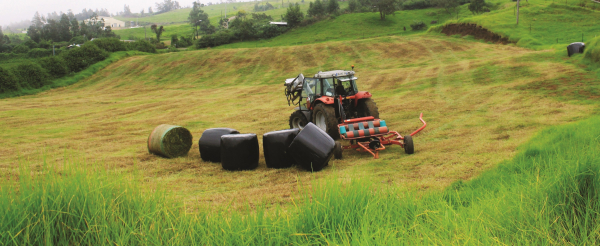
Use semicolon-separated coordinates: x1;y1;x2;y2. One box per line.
442;23;512;44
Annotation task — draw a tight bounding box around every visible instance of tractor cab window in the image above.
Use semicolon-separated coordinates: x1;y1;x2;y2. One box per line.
303;78;317;98
322;78;334;96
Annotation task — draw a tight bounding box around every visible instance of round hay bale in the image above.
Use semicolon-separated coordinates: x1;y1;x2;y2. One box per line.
263;128;300;168
220;133;259;171
288;122;335;172
148;124;193;158
198;128;239;162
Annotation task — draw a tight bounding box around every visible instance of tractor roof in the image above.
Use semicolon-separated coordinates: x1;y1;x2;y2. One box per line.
313;70;355;79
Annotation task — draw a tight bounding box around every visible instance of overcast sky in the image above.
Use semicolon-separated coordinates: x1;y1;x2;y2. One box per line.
1;0;204;27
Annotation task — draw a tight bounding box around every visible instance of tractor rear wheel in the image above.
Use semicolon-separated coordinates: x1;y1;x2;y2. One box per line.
289;110;308;130
403;135;414;154
313;104;339;140
334;141;343;159
357;98;379;119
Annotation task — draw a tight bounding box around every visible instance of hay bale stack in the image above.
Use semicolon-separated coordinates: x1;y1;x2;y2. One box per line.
220;134;259;171
148;124;193;158
288;123;335;171
198;128;239;162
263;129;300;168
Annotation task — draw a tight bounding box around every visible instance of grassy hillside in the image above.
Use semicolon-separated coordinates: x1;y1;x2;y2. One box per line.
114;0;347;42
445;1;600;49
219;7;468;48
0;35;595;208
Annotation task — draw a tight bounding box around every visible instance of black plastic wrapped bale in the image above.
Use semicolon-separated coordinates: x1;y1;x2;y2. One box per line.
263;129;300;168
288;123;335;171
148;124;193;158
198;128;239;162
220;134;259;171
567;42;585;57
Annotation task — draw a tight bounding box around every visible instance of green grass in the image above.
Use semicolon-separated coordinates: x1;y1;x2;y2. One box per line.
113;0;317;42
446;1;600;49
0;51;149;99
218;7;465;48
114;23;196;42
3;114;600;244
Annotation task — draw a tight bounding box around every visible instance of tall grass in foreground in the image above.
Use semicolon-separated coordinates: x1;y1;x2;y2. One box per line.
3;116;600;244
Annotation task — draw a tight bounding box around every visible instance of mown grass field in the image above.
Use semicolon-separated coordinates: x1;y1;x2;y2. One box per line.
2;0;600;243
0;34;595;209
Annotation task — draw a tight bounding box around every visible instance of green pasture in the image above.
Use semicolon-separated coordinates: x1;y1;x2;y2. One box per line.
2;0;600;244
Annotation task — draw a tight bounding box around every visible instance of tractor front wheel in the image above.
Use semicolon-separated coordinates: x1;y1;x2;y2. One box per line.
403;135;414;154
313;104;339;140
357;98;379;119
289;111;308;130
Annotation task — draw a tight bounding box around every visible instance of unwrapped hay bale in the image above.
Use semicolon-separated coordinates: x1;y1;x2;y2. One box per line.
288;122;335;171
263;128;300;168
148;124;193;158
220;133;259;171
198;128;239;162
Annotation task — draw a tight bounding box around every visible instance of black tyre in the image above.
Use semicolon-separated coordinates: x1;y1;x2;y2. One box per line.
289;110;308;130
357;98;379;119
312;103;340;140
403;135;414;154
334;141;343;159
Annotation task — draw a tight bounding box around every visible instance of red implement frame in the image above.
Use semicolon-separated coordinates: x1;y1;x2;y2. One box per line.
338;113;427;159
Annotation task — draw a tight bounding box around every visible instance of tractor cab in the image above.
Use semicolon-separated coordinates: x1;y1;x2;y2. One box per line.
284;67;379;139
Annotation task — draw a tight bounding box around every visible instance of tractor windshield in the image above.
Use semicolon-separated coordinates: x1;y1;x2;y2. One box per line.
337;76;359;95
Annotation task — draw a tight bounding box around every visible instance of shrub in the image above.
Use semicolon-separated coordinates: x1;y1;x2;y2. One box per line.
167;46;179;52
92;38;127;52
38;56;69;78
155;42;167;49
28;48;52;58
12;44;30;54
584;36;600;64
126;40;156;53
23;39;39;49
11;62;50;89
402;0;435;10
174;36;193;48
259;25;287;39
69;36;86;44
0;66;19;92
60;42;109;73
196;30;233;48
410;21;427;30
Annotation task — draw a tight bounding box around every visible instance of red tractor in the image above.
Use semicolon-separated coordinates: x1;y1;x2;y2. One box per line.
284;66;378;139
284;66;426;159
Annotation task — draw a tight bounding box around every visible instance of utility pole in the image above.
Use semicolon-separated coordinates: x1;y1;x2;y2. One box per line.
516;0;520;25
144;26;146;39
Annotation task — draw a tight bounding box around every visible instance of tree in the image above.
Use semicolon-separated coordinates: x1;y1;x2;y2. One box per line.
326;0;340;14
283;3;304;28
468;0;489;14
188;1;211;38
141;9;145;17
123;5;132;16
0;27;4;46
151;24;165;41
71;18;80;37
308;0;325;17
348;0;359;13
516;0;520;25
59;14;72;42
156;0;181;13
149;7;154;14
372;0;397;20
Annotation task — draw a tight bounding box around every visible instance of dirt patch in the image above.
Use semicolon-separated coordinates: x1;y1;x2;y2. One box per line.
441;23;512;44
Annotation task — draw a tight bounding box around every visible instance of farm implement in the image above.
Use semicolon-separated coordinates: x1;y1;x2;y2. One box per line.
336;113;426;159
